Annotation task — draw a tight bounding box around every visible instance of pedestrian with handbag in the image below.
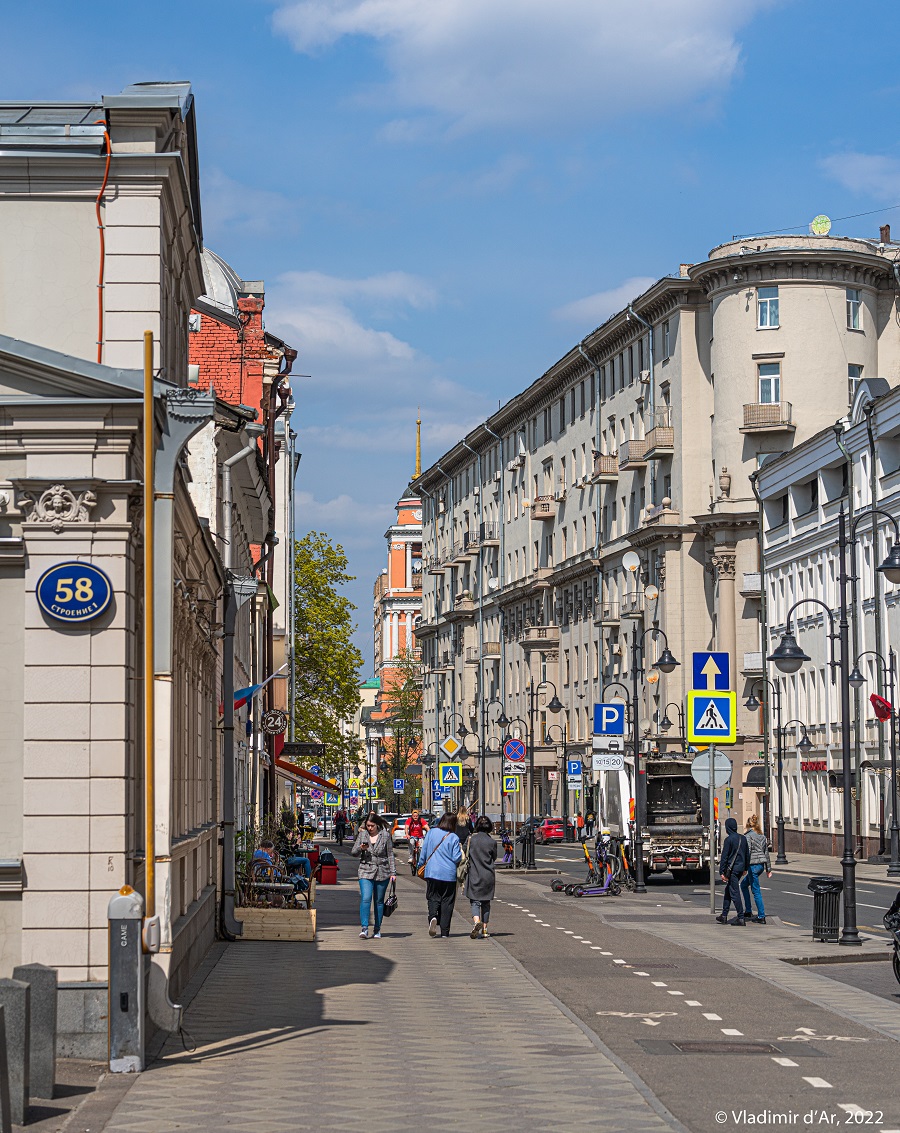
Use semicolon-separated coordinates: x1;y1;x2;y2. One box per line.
418;812;462;937
350;811;396;939
465;816;498;938
716;816;750;925
740;814;772;924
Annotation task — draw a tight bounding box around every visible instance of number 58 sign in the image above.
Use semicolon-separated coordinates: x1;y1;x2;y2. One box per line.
37;561;113;623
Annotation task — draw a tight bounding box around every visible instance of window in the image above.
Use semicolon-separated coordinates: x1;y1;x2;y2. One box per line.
846;288;861;330
662;320;670;359
757;286;779;328
848;363;863;405
758;362;781;404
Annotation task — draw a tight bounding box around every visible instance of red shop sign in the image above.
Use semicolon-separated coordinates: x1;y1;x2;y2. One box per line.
801;760;827;773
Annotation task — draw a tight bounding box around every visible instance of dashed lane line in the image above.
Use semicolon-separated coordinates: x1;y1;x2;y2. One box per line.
772;1057;799;1067
721;1029;744;1036
685;1001;702;1007
803;1078;832;1089
703;1013;723;1021
651;981;668;987
667;991;684;996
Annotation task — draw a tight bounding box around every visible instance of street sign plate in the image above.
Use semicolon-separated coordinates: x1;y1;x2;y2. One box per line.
593;751;624;771
692;651;730;692
393;778;405;792
440;735;462;758
592;736;626;753
687;690;737;744
503;775;520;793
348;778;360;789
432;783;449;799
439;762;462;787
548;770;559;780
690;750;733;790
567;759;583;776
566;775;582;787
594;703;626;736
310;789;323;801
324;792;339;806
503;762;525;774
367;787;378;798
503;737;526;762
310;764;322;776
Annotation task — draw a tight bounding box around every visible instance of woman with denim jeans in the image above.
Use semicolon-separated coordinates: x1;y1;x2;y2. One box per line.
351;812;396;939
740;814;772;924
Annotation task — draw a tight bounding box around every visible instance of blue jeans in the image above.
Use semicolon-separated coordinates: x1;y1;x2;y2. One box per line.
285;856;311;879
359;877;390;931
741;863;766;917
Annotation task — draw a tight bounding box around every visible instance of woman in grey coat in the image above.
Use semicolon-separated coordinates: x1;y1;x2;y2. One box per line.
464;816;498;938
350;812;396;939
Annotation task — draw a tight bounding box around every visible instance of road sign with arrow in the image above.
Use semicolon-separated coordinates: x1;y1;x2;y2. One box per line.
692;651;730;691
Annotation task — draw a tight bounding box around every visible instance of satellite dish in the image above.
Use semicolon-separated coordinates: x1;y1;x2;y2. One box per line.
623;551;641;573
644;584;659;601
645;668;660;686
488;577;500;591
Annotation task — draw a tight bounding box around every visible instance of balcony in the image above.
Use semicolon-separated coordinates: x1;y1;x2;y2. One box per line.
462;530;482;555
594;601;620;627
592;453;619;484
451;543;470;565
426;556;445;575
446;592;476;620
643;408;674;460
531;566;553;589
518;624;561;649
742;651;764;675
740;572;762;598
617;439;648;470
740;402;795;433
466;640;502;663
479;521;500;546
643;500;680;527
620;593;644;619
530;495;557;521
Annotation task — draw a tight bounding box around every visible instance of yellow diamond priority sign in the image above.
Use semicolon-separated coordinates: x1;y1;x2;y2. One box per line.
440;735;462;758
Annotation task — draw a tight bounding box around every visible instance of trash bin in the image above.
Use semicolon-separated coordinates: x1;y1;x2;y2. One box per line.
807;875;843;942
319;863;339;885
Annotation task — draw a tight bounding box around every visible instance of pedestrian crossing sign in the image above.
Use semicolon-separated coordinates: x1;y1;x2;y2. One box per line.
687;690;736;744
503;776;519;793
439;762;463;787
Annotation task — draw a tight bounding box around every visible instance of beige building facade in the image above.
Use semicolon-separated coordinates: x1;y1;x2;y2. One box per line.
416;232;900;832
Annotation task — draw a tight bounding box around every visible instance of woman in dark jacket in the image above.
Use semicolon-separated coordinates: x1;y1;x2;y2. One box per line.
464;816;498;938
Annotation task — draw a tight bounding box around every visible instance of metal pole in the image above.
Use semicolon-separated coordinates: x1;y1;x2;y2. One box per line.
709;744;717;915
561;723;570;842
889;650;900;877
632;625;646;893
774;686;788;865
525;681;536;869
142;330;156;922
838;508;861;945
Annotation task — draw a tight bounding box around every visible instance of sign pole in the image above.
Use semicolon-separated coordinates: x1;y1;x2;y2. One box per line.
709;744;717;916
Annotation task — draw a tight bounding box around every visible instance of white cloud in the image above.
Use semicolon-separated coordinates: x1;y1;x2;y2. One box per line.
821;152;900;200
271;0;771;132
202;168;300;238
553;276;657;326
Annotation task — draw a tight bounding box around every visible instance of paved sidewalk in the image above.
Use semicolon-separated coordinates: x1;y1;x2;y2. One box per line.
777;851;900;883
96;865;684;1133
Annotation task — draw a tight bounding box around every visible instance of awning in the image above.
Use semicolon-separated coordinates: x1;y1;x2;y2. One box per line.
743;766;767;788
275;759;337;790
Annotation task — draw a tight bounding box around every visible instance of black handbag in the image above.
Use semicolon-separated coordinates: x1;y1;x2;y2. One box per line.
383;879;398;917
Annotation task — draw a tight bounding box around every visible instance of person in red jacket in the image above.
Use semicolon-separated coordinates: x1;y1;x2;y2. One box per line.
405;810;429;865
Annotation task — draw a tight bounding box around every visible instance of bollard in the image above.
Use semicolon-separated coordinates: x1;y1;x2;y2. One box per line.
0;980;29;1124
13;964;57;1099
108;885;145;1073
0;1005;11;1133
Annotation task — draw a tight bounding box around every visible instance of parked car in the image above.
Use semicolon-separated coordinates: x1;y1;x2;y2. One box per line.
391;812;432;845
534;817;572;844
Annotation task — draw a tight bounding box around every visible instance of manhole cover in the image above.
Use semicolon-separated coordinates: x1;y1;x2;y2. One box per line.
673;1041;780;1055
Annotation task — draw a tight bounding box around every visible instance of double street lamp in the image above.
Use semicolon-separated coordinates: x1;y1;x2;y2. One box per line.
545;723;570;842
481;697;508;816
848;650;900;877
745;679;788;865
523;679;564;870
768;504;900;944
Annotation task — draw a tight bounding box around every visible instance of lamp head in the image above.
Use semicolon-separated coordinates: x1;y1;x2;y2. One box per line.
877;542;900;584
745;692;761;712
497;711;509;728
768;631;809;674
547;695;564;713
797;732;813;753
659;712;672;732
656;647;679;674
848;665;866;690
458;721;468;737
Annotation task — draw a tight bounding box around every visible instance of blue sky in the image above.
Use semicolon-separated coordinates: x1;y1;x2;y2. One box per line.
4;0;900;668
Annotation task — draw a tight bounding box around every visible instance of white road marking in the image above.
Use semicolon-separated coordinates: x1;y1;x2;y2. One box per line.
803;1078;832;1089
581;940;593;944
651;981;668;987
591;946;603;950
703;1013;722;1021
600;951;613;955
838;1106;867;1116
564;930;575;935
772;1057;798;1067
667;991;684;996
784;891;813;898
721;1028;743;1036
613;959;627;964
633;971;650;976
572;935;583;939
685;1000;702;1007
527;913;537;918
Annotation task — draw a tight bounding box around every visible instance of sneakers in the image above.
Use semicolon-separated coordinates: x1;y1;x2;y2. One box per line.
407;856;413;864
373;932;381;939
428;917;438;937
755;916;767;924
470;920;482;939
481;924;489;938
715;915;727;923
729;917;746;926
359;929;368;938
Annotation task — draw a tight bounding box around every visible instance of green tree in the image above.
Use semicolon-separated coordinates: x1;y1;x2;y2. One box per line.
291;532;364;775
377;646;423;809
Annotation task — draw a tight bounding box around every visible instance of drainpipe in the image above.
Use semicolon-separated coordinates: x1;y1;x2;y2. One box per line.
220;424;265;938
436;461;455;724
462;439;485;809
864;401;887;855
749;469;773;844
578;341;602;801
416;483;440;769
287;425;300;743
484;424;506;709
627;306;655;506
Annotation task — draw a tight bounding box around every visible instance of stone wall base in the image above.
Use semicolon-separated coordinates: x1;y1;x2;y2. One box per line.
57;982;107;1060
784;828;886;859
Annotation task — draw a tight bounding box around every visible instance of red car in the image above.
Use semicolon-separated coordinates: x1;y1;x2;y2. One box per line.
534;817;570;844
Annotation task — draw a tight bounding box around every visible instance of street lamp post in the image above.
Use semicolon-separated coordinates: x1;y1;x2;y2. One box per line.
524;679;563;870
481;698;508;818
768;504;900;944
849;650;900;877
745;679;788;865
658;702;686;748
545;723;570;841
628;625;680;894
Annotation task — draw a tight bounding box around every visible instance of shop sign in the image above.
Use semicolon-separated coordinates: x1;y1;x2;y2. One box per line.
36;561;112;623
801;760;827;773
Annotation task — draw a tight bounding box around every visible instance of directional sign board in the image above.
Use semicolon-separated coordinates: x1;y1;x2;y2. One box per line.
393;778;405;792
690;750;733;790
567;759;583;777
439;762;462;787
503;775;520;793
440;735;462;758
593;751;625;771
687;690;737;744
432;783;449;800
594;702;626;737
692;651;730;692
503;737;526;762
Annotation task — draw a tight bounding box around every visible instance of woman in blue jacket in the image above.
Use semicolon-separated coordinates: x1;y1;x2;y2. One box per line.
419;812;462;937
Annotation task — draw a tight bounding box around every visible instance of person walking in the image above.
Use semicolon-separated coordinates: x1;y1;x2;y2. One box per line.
334;808;348;846
575;812;585;842
585;811;595;839
465;816;498;938
350;812;396;939
741;814;772;924
455;806;474;849
419;812;462;937
716;816;750;926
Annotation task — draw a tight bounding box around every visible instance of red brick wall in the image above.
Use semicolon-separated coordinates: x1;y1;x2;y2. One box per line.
189;296;275;418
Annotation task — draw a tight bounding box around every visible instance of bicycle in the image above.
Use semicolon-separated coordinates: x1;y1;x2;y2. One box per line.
409;836;422;875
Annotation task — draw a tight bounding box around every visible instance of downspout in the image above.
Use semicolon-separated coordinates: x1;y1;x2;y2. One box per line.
462;439;485;809
579;342;602;806
627;306;655;506
864;401;886;855
749;469;772;844
436;461;455;726
417;483;440;759
220;425;264;938
287;425;300;743
484;424;506;713
835;420;863;856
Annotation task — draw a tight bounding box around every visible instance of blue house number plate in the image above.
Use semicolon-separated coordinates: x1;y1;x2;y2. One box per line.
36;562;113;623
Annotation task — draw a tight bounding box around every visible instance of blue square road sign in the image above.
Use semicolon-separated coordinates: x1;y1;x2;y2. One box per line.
692;651;730;692
594;703;626;736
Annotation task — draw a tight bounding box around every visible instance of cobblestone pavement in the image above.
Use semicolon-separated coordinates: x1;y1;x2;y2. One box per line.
97;870;684;1133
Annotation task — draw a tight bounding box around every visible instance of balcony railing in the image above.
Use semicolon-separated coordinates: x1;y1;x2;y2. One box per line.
426;555;445;574
518;624;561;648
741;402;794;432
594;601;620;626
620;593;644;618
479;521;500;545
530;495;557;520
617;439;648;470
466;641;502;663
592;453;618;483
644;408;674;459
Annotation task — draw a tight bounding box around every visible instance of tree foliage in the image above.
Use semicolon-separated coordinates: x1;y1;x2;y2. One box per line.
377;646;423;809
291;532;364;773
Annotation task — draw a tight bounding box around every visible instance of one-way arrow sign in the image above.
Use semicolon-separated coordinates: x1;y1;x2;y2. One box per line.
692;651;730;691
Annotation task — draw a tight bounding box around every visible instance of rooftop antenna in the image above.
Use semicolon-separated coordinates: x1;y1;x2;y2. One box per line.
412;409;421;479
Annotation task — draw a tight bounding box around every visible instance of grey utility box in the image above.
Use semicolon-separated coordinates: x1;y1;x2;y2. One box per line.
108;887;145;1073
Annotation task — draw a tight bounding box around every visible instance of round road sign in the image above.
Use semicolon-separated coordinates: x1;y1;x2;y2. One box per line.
503;737;526;762
690;751;733;790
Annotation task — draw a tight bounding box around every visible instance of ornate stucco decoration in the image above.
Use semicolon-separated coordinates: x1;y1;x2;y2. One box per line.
20;484;97;533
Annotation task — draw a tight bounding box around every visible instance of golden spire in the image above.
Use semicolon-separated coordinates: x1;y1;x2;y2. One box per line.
413;409;421;479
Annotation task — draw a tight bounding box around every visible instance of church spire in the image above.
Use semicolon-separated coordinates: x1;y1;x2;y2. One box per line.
413;410;421;479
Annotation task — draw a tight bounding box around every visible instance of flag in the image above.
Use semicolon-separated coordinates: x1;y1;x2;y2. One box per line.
870;693;894;722
234;684;263;710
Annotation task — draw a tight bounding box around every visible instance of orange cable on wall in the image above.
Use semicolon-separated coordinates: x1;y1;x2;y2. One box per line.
94;121;111;364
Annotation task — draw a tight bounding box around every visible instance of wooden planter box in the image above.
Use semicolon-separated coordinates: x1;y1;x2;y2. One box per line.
236;907;317;942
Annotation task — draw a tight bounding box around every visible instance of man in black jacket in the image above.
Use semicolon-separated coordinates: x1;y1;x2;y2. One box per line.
716;817;750;926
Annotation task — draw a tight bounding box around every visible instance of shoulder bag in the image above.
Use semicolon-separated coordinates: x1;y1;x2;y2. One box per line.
457;843;469;883
383;879;398;917
417;832;450;879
